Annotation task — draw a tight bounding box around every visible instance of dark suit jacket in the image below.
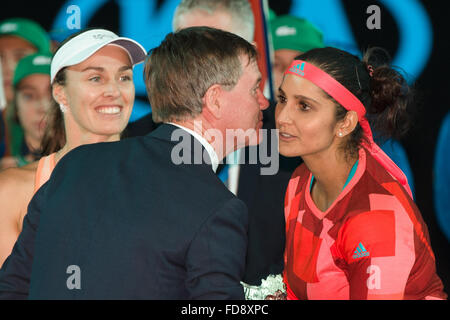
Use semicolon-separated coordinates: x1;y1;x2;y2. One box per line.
237;103;302;285
121;113;159;139
121;103;303;286
0;124;248;299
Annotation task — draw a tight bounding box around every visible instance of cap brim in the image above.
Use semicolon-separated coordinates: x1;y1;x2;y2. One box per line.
63;37;146;68
51;36;147;83
111;38;147;65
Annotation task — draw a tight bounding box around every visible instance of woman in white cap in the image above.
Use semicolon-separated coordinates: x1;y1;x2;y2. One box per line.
0;28;146;266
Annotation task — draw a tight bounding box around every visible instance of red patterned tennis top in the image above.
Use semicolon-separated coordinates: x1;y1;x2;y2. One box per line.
283;148;446;300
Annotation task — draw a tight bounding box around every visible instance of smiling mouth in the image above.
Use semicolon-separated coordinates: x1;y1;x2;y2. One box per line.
96;106;122;115
280;132;295;137
279;132;296;140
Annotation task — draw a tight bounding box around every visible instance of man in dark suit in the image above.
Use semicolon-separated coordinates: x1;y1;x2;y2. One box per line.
122;1;302;300
0;26;269;299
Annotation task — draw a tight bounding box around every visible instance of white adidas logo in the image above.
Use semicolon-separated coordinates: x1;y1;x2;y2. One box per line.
352;242;370;259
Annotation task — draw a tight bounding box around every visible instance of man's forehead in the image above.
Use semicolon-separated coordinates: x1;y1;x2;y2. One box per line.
241;56;260;76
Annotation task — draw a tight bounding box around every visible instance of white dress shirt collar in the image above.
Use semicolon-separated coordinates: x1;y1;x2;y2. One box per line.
168;122;220;173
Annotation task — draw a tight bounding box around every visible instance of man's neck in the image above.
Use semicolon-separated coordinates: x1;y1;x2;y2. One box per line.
171;118;226;161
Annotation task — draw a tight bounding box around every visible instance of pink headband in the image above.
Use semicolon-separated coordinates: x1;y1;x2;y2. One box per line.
285;60;412;198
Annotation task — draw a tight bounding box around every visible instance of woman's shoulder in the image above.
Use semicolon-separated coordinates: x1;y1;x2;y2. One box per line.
0;162;38;202
0;161;38;182
0;162;38;230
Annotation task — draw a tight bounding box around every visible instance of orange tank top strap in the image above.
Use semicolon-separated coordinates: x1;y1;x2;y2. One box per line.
33;153;57;194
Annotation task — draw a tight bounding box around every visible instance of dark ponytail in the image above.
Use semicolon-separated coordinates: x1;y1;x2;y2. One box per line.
363;47;412;139
297;46;413;157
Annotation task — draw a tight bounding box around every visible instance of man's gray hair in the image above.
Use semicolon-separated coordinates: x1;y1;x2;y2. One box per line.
172;0;255;42
144;26;258;123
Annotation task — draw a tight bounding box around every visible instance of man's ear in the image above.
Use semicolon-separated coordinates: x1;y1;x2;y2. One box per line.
337;110;359;138
202;84;223;119
52;84;67;106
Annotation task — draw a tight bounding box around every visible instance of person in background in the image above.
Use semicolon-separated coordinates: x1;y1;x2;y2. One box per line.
0;28;146;267
123;0;255;138
270;15;324;93
0;53;52;169
0;18;51;160
270;14;415;198
277;47;446;299
434;112;450;243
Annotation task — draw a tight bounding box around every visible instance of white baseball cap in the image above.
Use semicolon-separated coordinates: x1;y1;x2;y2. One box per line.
50;29;147;83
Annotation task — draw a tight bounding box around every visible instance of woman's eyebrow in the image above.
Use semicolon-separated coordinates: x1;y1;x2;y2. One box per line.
80;65;132;73
81;66;104;72
17;85;37;91
118;65;132;72
278;88;319;104
293;95;319;104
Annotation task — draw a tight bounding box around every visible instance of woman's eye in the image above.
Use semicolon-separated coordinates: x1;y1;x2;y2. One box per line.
299;102;310;111
120;75;132;81
89;76;101;82
277;95;286;103
20;92;35;101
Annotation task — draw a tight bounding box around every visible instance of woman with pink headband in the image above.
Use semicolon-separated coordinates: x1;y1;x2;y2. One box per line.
276;47;446;299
